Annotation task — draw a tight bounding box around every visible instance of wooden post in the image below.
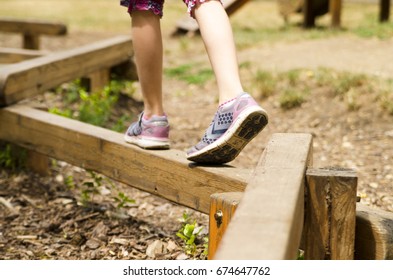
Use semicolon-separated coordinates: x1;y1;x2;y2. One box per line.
26;150;50;176
81;68;111;93
214;133;313;259
208;192;242;259
303;0;316;28
380;0;391;22
23;34;40;50
330;0;342;28
304;168;357;260
355;204;393;260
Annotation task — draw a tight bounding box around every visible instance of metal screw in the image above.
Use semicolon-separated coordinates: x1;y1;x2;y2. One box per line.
214;210;223;228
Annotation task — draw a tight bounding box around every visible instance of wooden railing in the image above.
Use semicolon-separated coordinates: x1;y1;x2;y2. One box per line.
1;35;392;260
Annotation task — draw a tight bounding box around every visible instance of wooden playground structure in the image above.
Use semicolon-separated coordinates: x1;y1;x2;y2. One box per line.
175;0;392;34
1;17;393;260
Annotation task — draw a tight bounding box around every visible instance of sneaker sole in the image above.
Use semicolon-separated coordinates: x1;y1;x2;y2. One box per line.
124;135;170;150
187;106;268;164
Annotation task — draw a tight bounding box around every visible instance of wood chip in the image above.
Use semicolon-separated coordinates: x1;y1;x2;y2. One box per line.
16;235;38;240
146;240;165;258
0;197;18;214
110;238;129;246
166;240;179;252
86;238;101;250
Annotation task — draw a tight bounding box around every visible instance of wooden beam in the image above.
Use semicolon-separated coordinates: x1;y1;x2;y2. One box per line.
0;36;134;106
214;133;313;259
208;192;242;259
303;168;357;260
0;18;67;36
175;0;250;35
0;48;48;64
355;204;393;260
0;104;253;214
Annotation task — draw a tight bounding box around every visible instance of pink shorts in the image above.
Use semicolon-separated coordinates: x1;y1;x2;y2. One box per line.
120;0;217;17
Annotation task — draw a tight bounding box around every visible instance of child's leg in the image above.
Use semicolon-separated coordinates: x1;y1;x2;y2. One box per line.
186;1;268;163
124;9;170;149
193;1;243;104
131;11;164;119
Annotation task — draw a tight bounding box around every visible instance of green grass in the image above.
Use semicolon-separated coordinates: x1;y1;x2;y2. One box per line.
164;63;214;85
49;79;135;131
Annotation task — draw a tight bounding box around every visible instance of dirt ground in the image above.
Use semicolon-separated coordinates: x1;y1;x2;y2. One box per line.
1;13;393;259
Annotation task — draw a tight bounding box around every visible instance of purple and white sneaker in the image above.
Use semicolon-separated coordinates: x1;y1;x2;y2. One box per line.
124;113;170;149
187;92;268;164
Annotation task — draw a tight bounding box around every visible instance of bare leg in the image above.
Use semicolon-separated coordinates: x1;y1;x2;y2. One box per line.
187;1;268;163
131;11;164;119
194;1;244;104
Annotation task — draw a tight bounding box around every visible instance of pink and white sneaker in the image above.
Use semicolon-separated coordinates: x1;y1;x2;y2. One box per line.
124;113;170;149
187;92;268;164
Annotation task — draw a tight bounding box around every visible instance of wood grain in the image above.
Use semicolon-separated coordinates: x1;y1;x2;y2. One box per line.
214;133;313;259
0;104;254;214
0;36;134;106
355;204;393;260
304;168;357;259
208;192;242;259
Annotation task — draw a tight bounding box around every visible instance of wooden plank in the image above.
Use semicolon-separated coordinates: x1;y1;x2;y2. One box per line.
175;0;250;34
0;18;67;36
0;104;253;214
208;192;242;259
0;36;134;106
380;0;391;22
0;47;48;64
214;133;313;259
303;168;357;260
355;204;393;260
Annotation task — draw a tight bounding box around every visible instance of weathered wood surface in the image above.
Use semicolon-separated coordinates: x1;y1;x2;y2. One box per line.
0;104;254;214
304;168;357;259
0;48;48;64
208;192;242;259
0;36;134;107
214;133;313;259
175;0;251;34
355;204;393;260
0;18;67;50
